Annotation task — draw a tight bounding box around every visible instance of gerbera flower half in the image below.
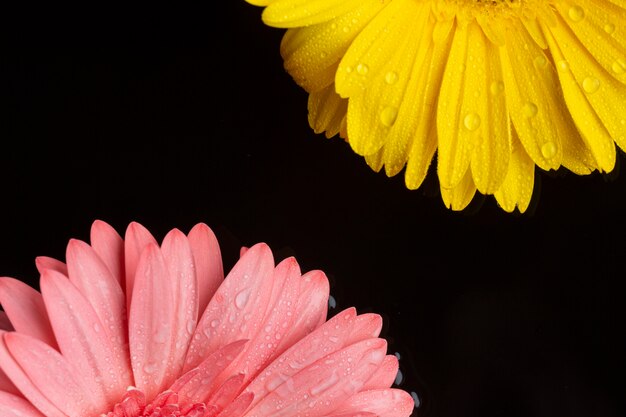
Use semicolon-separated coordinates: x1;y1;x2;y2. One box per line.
246;0;626;212
0;220;414;417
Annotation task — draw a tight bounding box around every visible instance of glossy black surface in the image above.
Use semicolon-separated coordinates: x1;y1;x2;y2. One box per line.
1;4;625;417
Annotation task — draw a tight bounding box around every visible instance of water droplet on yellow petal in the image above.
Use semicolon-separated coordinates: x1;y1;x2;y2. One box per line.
523;102;538;117
604;23;616;34
568;6;585;22
385;71;398;85
463;113;481;131
533;55;547;69
490;81;504;95
541;142;557;159
557;60;569;71
582;77;600;93
380;106;398;127
356;63;369;75
612;59;626;74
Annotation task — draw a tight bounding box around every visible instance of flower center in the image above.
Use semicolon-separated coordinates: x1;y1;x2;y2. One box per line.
102;388;210;417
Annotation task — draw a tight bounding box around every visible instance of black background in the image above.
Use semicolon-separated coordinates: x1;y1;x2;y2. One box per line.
2;3;626;417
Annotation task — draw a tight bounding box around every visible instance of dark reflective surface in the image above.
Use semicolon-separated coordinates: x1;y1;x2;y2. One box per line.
1;4;626;417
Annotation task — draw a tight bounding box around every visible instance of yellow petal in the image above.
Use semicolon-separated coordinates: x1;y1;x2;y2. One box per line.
500;23;566;171
335;0;408;99
308;83;348;138
522;17;548;49
545;18;620;172
469;28;512;195
437;21;510;193
476;15;506;46
280;1;386;92
494;130;535;213
263;0;365;28
555;0;626;84
440;167;477;211
405;122;438;191
372;3;437;177
341;0;428;156
435;21;472;189
365;149;384;173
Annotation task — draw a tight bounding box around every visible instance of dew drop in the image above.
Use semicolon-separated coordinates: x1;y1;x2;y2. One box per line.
463;113;481;131
611;59;626;74
582;77;600;93
380;106;398;127
533;55;547;69
186;319;195;334
568;6;585;22
345;66;353;74
235;288;252;309
328;295;337;310
541;142;557;159
310;371;339;396
523;102;538;117
143;362;158;374
394;369;404;385
356;63;369;75
489;80;504;95
411;391;421;408
385;71;399;85
604;23;616;34
210;319;220;328
557;60;569;71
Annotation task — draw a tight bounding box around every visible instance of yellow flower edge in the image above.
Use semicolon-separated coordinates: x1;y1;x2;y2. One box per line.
247;0;626;213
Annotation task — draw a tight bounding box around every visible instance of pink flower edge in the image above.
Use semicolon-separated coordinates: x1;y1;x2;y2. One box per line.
0;220;414;417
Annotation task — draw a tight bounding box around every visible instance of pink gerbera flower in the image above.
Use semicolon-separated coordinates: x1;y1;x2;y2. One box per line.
0;221;414;417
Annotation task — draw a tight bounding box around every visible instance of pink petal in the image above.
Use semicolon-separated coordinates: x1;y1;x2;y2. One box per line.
0;367;19;396
245;308;359;406
326;413;377;417
0;311;13;331
40;269;130;409
346;314;383;345
275;269;329;355
129;243;179;401
90;220;125;287
171;340;247;406
124;221;158;309
4;332;102;416
0;278;57;348
362;355;399;391
246;338;387;417
223;257;302;385
217;391;254;417
65;239;130;383
206;373;246;412
34;257;67;276
161;229;199;376
0;331;65;417
0;391;46;417
185;244;275;371
330;389;415;417
188;223;224;319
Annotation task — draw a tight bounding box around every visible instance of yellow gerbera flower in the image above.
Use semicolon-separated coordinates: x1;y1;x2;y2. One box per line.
246;0;626;212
